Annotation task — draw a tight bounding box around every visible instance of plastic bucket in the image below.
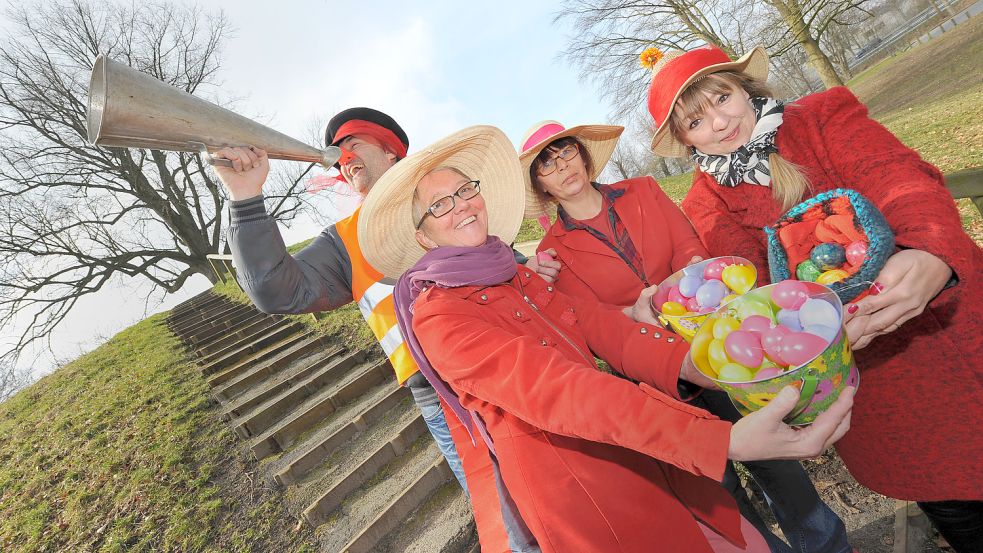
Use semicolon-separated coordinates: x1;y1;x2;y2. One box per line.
690;281;860;425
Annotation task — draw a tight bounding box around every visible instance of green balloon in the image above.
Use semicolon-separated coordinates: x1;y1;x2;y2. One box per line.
737;297;776;322
796;260;822;282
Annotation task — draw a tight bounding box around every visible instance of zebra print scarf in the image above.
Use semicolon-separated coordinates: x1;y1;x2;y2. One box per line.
691;97;784;188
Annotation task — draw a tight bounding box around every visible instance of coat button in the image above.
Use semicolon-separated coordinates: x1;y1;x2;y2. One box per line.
653;332;662;339
525;272;531;278
547;286;553;292
539;339;548;346
480;294;488;301
639;327;648;334
666;336;675;343
515;311;522;317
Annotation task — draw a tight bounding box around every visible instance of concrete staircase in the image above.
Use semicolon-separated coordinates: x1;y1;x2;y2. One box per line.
166;291;478;552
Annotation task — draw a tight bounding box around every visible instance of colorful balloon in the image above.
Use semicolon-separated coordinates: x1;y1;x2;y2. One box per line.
761;325;789;365
661;301;688;317
796;260;822;282
845;240;868;267
737;297;775;322
718;362;754;382
780;332;829;366
772;279;809;310
754;365;785;380
803;324;839;344
708;339;731;373
713;317;741;340
721;264;755;294
678;275;703;298
798;298;840;329
703;258;730;281
810;242;847;271
720;293;739;305
776;308;803;332
691;322;716;375
816;269;850;285
740;315;773;334
725;330;764;368
685;296;701;312
696;279;729;308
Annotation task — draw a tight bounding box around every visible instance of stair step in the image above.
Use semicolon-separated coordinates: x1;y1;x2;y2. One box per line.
208;331;328;398
275;385;409;486
196;315;285;357
249;360;393;460
228;348;365;438
188;311;269;347
198;321;303;377
302;414;428;526
172;303;256;336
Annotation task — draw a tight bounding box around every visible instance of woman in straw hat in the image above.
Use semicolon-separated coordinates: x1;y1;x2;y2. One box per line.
519;121;851;553
645;44;983;550
357;124;856;553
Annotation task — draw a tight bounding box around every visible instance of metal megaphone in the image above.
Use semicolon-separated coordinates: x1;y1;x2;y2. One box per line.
86;54;346;168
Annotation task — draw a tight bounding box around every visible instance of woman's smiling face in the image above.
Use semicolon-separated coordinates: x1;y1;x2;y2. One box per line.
414;168;489;250
675;81;755;155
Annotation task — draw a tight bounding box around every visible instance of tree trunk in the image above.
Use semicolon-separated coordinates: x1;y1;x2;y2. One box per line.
767;0;845;88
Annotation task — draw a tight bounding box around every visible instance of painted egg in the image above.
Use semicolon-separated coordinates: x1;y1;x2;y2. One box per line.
816;269;850;285
661;301;688;317
696;280;729;308
703;258;730;281
845;240;868;266
668;286;687;305
795;260;822;282
810;242;847;271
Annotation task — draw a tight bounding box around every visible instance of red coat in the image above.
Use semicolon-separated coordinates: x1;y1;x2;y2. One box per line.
412;267;743;552
682;86;983;501
538;176;708;306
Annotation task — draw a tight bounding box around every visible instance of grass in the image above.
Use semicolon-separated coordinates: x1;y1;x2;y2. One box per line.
0;315;318;552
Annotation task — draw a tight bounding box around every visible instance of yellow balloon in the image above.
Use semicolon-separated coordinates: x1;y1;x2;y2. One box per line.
661;301;688;316
816;269;850;285
712;316;740;340
721;264;756;294
690;320;715;374
720;293;739;305
718;362;754;382
708;339;731;374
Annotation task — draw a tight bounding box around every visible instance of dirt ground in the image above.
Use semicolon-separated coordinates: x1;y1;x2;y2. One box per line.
741;450;955;553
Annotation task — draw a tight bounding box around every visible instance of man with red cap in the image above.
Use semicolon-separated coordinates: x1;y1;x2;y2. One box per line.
214;108;542;552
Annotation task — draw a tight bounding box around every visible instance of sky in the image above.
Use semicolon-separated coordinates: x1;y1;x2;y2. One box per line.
4;0;624;379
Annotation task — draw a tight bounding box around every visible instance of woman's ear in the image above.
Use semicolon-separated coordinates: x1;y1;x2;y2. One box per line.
415;228;438;250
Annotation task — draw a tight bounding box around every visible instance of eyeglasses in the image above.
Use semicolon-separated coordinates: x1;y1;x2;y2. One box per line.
415;180;481;229
536;143;580;176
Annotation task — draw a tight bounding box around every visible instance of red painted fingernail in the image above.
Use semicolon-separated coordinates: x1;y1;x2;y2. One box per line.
847;304;859;314
871;282;884;295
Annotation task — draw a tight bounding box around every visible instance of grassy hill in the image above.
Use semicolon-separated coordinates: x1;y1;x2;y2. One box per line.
2;15;981;551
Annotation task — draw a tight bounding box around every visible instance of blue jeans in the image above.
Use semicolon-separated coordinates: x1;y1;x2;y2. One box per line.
417;397;468;492
696;390;851;553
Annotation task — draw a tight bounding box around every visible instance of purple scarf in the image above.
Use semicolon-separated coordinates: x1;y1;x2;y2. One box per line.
393;236;517;451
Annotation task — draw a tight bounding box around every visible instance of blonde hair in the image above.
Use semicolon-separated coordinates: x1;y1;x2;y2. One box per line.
669;72;811;210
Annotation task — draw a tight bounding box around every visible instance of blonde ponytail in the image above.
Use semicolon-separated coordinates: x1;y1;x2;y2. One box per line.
768;153;812;211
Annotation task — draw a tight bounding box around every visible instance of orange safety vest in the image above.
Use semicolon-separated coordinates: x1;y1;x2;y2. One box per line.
335;207;418;384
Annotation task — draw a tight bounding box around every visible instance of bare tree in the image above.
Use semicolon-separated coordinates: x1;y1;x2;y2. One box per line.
0;351;29;402
762;0;872;87
558;0;752;120
0;0;321;354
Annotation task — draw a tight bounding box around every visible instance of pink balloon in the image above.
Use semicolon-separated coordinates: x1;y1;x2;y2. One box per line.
668;285;687;305
772;279;809;310
846;240;868;266
780;332;829;367
741;315;773;334
761;326;790;365
703;258;730;281
685;296;701;312
754;366;784;380
724;330;764;368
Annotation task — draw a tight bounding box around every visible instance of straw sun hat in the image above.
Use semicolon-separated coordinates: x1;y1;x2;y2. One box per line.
358;125;525;279
647;45;769;158
518;121;624;218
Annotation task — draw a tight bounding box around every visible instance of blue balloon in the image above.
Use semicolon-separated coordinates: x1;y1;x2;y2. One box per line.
678;275;703;298
804;324;839;344
776;308;803;332
798;298;840;329
696;279;729;308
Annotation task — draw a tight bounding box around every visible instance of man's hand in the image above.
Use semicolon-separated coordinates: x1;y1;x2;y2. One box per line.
526;248;561;284
212;146;270;201
728;386;854;461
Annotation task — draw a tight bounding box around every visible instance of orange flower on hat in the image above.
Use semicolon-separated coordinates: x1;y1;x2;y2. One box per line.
639;47;664;70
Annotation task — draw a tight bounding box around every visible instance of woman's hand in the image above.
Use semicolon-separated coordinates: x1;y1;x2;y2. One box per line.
728;386;855;461
622;284;663;326
679;353;720;390
848;249;952;350
525;248;562;284
212;146;270;200
686;255;704;267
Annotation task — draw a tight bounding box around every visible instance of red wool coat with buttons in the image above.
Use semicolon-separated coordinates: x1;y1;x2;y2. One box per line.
682;86;983;501
537;176;709;306
412;267;743;553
